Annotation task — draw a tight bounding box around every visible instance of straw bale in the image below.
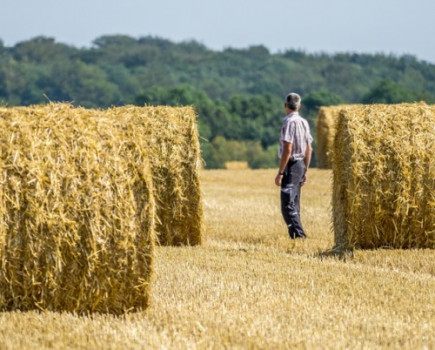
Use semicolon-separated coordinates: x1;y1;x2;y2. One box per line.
316;106;342;169
106;106;203;246
332;103;435;249
0;104;155;314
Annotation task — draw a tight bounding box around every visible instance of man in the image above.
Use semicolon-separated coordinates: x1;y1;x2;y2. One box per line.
275;92;313;239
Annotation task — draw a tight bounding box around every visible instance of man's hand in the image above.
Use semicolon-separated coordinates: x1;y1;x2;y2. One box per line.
300;172;307;186
275;173;283;186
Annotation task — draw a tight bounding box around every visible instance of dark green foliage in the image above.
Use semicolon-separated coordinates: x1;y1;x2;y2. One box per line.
361;78;434;104
201;137;249;169
247;143;279;169
200;137;278;169
303;89;343;114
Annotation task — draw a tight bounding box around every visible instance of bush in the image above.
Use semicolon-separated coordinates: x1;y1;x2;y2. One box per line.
247;143;279;169
201;137;278;169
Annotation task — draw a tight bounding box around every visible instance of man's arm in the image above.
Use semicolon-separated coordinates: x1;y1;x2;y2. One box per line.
275;142;292;186
304;144;312;169
301;144;312;186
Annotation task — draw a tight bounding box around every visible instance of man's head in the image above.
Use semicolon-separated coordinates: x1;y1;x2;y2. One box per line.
285;92;301;111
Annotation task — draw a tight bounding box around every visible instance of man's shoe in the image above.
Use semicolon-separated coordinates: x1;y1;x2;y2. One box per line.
289;232;307;239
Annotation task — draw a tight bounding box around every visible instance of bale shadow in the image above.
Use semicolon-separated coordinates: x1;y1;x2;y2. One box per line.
315;246;355;262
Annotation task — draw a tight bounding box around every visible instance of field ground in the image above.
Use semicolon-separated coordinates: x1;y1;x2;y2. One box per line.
1;169;434;349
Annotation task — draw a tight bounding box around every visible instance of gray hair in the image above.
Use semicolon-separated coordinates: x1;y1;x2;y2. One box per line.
285;93;301;110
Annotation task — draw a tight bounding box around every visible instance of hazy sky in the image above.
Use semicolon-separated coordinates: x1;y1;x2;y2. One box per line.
2;0;435;63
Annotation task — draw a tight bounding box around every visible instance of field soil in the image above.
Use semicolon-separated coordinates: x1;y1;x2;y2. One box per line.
1;169;434;349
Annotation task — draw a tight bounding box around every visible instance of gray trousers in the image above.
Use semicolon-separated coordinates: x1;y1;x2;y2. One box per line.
280;159;307;239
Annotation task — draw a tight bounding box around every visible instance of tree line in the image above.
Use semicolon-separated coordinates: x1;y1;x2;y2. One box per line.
1;35;435;168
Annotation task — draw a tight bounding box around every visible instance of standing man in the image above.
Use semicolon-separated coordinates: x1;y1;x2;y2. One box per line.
275;93;313;239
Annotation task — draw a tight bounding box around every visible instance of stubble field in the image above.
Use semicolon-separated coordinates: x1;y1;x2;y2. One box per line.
1;168;434;349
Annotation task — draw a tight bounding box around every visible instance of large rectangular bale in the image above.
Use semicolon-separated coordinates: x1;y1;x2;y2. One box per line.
107;106;203;246
332;103;435;249
0;104;155;314
316;106;342;169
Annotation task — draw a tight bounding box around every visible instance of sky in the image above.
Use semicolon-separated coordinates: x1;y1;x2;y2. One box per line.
2;0;435;64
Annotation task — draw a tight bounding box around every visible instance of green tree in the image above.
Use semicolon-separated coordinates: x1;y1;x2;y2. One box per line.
303;89;343;114
247;142;279;169
12;36;75;63
361;79;417;104
200;136;238;169
48;61;119;107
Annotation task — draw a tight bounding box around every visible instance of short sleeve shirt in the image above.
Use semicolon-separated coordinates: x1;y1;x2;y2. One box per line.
279;112;313;159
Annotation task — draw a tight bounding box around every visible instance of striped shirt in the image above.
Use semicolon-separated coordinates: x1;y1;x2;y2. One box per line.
279;112;313;159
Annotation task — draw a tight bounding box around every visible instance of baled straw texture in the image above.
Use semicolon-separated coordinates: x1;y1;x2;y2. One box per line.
316;106;342;169
108;106;203;246
332;103;435;249
0;104;155;314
